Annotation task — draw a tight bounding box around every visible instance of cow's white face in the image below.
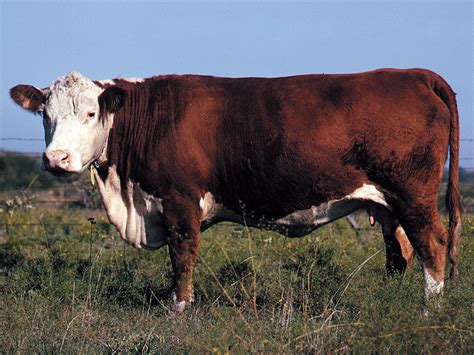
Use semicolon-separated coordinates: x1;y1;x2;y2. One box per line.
10;72;126;174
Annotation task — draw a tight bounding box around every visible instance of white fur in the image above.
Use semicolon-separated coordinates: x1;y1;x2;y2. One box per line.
171;291;192;313
93;166;167;249
277;183;389;227
423;265;444;299
199;184;390;237
347;184;390;209
41;72;144;173
98;79;115;85
199;192;218;221
199;192;242;227
98;78;144;85
121;77;144;83
43;72;108;172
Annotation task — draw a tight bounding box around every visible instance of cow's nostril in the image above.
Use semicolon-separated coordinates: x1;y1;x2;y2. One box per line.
44;150;71;170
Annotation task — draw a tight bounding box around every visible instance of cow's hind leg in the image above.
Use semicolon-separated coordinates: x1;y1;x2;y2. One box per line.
376;207;415;274
398;206;448;301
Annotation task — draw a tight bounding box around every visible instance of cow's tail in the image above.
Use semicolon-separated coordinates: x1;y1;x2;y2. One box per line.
432;74;462;278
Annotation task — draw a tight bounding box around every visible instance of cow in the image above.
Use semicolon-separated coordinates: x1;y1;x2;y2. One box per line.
10;69;461;312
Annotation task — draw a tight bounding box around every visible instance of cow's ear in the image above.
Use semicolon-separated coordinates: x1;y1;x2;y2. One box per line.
99;86;128;115
10;85;45;112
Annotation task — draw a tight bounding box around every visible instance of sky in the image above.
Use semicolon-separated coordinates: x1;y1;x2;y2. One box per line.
1;1;473;167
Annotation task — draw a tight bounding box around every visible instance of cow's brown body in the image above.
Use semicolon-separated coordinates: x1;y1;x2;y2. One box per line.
96;68;461;306
11;68;462;310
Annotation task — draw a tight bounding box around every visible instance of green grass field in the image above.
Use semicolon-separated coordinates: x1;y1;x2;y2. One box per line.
0;204;472;352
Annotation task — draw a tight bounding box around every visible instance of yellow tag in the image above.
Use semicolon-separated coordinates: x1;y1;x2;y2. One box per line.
90;165;95;187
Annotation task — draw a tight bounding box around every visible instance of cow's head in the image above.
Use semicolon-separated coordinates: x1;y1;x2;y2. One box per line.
10;72;126;174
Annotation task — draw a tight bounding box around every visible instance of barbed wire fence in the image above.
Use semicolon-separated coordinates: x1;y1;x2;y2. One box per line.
0;136;473;234
2;137;474;161
0;143;105;234
0;138;44;141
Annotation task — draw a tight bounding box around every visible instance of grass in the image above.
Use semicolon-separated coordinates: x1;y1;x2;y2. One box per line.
0;206;473;352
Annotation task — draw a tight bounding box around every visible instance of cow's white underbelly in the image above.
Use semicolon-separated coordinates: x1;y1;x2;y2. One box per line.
200;184;390;237
94;167;390;248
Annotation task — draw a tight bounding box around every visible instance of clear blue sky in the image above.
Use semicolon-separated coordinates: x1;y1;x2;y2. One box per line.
1;1;472;166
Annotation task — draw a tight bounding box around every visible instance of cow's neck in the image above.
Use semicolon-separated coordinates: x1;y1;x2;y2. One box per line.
96;135;109;166
93;114;115;178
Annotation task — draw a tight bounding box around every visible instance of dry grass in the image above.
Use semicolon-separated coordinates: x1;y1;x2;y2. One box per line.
0;206;473;352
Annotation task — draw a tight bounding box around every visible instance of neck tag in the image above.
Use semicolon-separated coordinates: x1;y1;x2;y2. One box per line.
90;164;95;187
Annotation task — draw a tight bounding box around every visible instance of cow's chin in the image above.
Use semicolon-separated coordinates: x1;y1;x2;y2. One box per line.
47;169;77;178
42;160;87;176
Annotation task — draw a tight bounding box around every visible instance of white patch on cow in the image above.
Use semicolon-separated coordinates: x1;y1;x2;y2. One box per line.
155;198;164;214
93;166;167;249
199;184;389;238
423;265;444;299
348;184;390;209
199;192;218;221
98;79;115;85
199;192;243;228
98;77;143;86
122;77;144;83
277;183;389;228
43;71;110;172
171;300;187;313
170;291;192;313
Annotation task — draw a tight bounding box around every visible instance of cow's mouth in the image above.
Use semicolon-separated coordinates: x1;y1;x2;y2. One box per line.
42;163;76;177
42;151;86;175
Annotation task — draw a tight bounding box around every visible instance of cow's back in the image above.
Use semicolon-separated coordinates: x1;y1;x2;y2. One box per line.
108;69;451;219
188;69;450;217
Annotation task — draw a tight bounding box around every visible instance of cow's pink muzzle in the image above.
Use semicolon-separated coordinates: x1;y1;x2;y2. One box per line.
43;150;72;172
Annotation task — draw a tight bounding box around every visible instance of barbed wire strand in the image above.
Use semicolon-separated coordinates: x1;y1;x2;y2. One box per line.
0;151;474;160
0;185;85;193
0;223;100;227
2;137;473;160
0;200;88;204
0;138;44;141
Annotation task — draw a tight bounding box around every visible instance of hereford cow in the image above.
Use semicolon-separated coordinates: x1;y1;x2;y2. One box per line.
10;69;461;312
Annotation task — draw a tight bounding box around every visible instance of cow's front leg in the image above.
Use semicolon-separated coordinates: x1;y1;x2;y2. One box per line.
162;195;201;313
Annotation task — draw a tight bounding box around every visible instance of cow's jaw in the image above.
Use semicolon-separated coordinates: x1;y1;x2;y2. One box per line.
42;72;109;174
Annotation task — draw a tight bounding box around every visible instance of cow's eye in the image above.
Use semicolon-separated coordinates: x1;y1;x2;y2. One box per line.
88;112;96;119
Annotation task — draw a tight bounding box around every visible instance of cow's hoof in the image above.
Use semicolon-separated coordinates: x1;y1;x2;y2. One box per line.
170;300;187;314
169;291;194;315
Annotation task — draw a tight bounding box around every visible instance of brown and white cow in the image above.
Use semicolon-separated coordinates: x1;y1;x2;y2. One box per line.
10;69;462;311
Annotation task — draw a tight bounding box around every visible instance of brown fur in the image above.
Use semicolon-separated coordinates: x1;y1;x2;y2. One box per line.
92;68;462;302
10;85;44;112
